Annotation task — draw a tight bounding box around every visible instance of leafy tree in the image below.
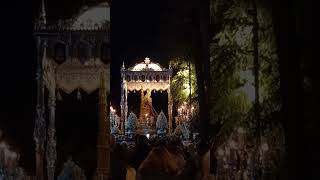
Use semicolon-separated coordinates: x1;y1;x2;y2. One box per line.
208;0;284;177
169;57;197;107
209;0;281;136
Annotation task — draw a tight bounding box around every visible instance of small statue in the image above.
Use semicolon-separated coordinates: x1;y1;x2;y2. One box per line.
126;112;137;137
156;111;167;135
57;157;86;180
110;111;120;134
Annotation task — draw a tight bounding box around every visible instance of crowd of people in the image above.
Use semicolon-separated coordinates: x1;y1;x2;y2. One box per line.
110;134;206;180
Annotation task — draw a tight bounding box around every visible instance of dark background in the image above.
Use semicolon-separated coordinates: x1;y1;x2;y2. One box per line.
0;0;108;177
0;0;190;177
0;0;318;179
110;0;192;115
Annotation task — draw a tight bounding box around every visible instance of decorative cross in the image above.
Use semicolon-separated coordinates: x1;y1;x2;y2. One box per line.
144;57;150;66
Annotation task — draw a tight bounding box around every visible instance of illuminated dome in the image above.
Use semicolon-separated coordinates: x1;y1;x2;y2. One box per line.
72;2;110;30
131;58;163;71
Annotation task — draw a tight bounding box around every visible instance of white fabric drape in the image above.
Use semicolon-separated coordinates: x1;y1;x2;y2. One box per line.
55;59;110;94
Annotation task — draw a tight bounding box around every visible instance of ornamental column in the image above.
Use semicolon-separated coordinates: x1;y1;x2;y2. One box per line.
124;84;128;132
168;86;173;133
95;74;111;179
33;37;46;180
120;62;125;134
168;67;173;133
46;90;57;180
120;84;125;133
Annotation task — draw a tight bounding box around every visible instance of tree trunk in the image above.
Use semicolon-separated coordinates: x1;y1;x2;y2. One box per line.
271;0;304;179
251;0;261;140
191;0;211;147
191;0;214;178
250;1;264;179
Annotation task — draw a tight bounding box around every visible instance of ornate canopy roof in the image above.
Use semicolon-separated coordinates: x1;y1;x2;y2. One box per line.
71;2;110;30
37;1;110;95
130;58;163;71
35;2;110;31
121;57;172;91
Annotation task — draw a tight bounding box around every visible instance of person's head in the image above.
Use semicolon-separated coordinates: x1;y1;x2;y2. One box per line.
187;143;196;155
166;135;182;152
120;141;128;149
113;143;122;153
138;146;179;176
153;137;167;148
168;135;182;146
136;134;149;148
149;134;159;146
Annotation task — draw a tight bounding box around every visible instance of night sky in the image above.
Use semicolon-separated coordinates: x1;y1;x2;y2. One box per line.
0;0;318;179
0;0;191;176
1;0;38;174
111;0;192;113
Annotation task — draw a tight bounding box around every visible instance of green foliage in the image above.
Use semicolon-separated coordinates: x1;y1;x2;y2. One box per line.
209;0;284;175
210;0;280;126
169;57;197;107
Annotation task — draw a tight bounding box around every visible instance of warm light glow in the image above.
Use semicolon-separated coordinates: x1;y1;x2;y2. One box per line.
183;69;189;76
131;58;163;71
132;63;162;71
144;57;150;64
110;106;116;113
183;83;191;94
239;70;255;102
